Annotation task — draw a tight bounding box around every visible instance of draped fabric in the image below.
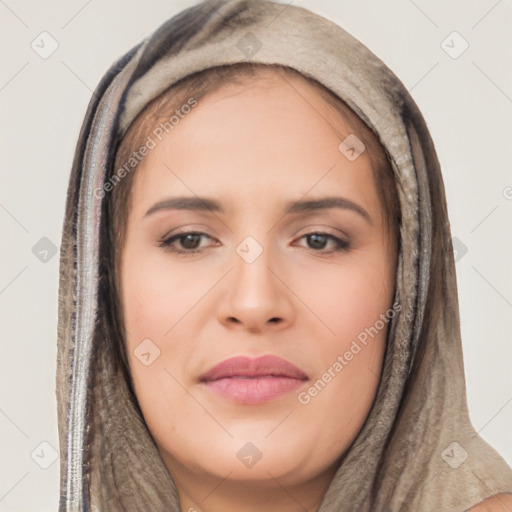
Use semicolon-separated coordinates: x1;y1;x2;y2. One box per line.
56;1;512;510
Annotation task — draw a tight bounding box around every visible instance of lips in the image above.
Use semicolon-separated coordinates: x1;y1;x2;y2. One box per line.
200;355;309;404
200;355;309;381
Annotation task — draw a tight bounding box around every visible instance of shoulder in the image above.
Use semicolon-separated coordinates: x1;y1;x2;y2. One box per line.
467;494;512;511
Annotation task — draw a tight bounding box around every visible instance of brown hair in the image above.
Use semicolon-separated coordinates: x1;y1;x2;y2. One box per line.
105;62;401;380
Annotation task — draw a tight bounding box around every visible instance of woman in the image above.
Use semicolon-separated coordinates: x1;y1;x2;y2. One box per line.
56;0;512;510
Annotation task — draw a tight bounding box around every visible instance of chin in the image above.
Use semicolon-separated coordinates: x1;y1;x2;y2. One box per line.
161;427;333;487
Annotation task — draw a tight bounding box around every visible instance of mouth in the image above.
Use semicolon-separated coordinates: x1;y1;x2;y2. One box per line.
200;355;309;405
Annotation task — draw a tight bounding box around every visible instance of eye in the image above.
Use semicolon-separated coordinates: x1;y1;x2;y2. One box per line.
159;231;216;254
295;232;350;253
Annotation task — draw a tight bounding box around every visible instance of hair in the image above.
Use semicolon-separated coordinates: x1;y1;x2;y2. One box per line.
103;62;401;384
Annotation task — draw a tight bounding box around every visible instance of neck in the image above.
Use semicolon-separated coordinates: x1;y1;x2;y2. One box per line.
169;459;338;512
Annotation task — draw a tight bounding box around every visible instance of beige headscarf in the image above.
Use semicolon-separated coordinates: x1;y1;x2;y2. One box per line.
56;0;512;510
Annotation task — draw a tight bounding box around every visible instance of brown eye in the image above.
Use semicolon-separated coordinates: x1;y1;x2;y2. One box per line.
159;231;214;254
297;232;350;253
177;233;202;250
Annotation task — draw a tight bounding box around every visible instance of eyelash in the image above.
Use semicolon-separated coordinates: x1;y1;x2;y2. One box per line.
158;230;350;255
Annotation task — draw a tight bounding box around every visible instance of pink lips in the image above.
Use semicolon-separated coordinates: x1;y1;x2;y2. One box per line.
200;355;309;405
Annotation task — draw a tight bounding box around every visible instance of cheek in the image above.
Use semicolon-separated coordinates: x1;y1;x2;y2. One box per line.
302;252;394;343
293;253;393;443
121;247;210;345
120;247;199;420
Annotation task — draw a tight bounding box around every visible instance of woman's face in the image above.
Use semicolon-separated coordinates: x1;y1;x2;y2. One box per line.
120;72;397;506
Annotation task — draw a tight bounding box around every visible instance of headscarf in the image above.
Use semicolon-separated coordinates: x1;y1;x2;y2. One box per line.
56;0;512;510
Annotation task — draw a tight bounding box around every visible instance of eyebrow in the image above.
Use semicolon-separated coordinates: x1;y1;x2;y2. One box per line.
144;195;372;224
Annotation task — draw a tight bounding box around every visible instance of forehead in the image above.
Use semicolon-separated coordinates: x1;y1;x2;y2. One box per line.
140;72;364;166
126;70;378;221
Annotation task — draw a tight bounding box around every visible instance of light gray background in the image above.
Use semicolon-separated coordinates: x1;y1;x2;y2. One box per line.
1;1;511;510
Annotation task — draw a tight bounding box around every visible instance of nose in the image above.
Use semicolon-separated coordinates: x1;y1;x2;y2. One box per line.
217;243;295;334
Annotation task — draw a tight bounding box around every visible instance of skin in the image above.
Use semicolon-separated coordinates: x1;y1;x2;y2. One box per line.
120;70;399;512
468;494;512;511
